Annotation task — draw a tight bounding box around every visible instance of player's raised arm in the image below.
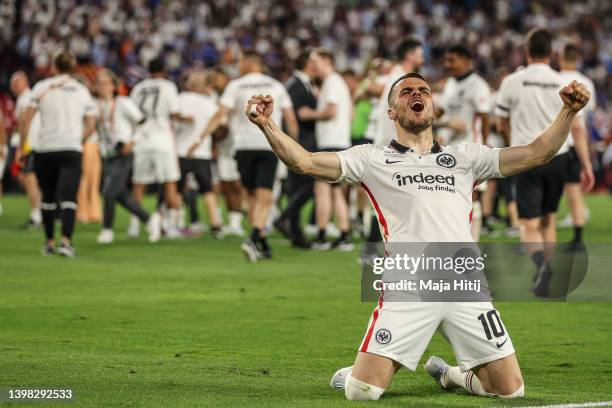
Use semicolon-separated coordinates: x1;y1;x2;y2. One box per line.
246;94;341;182
498;81;591;184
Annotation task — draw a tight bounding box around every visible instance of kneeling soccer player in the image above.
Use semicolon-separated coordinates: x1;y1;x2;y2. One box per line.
245;73;590;400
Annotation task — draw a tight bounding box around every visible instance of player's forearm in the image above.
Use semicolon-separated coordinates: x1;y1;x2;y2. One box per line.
258;119;314;175
479;113;490;145
82;116;96;142
196;110;223;146
20;109;35;150
530;106;577;165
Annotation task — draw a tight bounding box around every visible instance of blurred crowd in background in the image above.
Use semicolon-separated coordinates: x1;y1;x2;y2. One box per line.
0;0;610;193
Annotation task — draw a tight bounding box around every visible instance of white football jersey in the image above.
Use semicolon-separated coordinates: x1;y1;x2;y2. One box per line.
130;78;180;152
28;74;96;153
438;72;491;145
315;71;352;149
96;96;144;158
335;140;502;246
15;88;40;151
220;72;292;151
495;64;572;155
175;92;217;159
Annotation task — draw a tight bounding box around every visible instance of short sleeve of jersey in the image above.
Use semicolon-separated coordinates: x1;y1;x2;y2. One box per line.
323;76;342;105
471;79;492;113
334;144;373;184
494;76;514;118
458;142;503;180
120;97;144;124
219;80;238;110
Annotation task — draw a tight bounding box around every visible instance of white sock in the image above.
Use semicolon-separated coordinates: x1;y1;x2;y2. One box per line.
177;206;186;229
443;367;491;397
229;211;243;229
168;209;179;229
344;374;385;401
30;208;42;223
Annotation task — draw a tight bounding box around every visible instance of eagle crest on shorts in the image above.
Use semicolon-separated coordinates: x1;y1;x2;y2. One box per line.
375;328;392;345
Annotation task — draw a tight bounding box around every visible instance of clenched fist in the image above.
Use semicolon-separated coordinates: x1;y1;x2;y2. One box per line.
559;80;590;112
246;94;274;127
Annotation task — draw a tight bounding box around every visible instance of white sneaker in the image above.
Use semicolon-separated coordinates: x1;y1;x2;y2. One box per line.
97;229;114;244
329;366;353;390
557;214;573;229
165;227;183;239
189;222;206;234
222;224;246;237
147;213;162;242
127;215;140;237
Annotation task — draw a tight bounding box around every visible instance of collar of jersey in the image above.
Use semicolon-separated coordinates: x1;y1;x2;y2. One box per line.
455;70;474;82
389;139;442;154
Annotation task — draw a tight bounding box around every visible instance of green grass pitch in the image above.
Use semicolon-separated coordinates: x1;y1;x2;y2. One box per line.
0;194;611;407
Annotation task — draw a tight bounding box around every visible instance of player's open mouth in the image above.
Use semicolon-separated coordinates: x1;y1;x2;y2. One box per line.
410;99;425;112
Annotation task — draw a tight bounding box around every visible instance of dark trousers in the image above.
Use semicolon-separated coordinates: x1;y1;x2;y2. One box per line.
102;155;149;229
279;171;314;233
34;151;82;240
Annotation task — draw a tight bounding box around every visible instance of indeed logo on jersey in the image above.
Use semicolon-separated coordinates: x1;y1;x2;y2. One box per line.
392;172;456;193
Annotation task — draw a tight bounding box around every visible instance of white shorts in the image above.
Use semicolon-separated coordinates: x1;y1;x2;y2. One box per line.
216;155;240;182
359;301;515;372
132;150;180;184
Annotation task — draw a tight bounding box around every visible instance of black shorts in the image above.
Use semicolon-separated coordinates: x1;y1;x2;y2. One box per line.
515;153;568;219
235;150;278;190
21;153;36;173
178;158;213;194
566;147;581;183
498;176;516;204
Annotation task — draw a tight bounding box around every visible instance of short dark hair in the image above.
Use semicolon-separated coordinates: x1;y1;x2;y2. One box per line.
312;47;335;65
526;28;552;59
148;58;165;74
294;50;312;71
396;38;422;61
562;43;580;63
387;72;428;103
447;45;472;60
241;49;262;65
54;50;76;73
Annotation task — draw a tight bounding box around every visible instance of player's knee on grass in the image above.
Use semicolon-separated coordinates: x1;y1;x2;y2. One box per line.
485;376;525;398
344;374;385;401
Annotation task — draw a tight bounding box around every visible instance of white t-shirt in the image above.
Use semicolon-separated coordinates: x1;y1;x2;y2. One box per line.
130;77;180;152
438;72;491;145
315;72;352;150
335;141;502;244
495;64;572;155
220;72;292;151
96;96;144;158
374;65;407;146
15;88;40;151
28;74;96;153
175;92;217;159
559;70;596;114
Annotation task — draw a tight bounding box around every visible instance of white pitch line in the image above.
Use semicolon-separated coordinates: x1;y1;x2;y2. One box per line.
501;401;612;408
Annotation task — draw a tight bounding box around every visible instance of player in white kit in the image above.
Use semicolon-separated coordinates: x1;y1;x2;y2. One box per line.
436;45;492;240
130;58;193;238
558;43;597;247
245;72;590;400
